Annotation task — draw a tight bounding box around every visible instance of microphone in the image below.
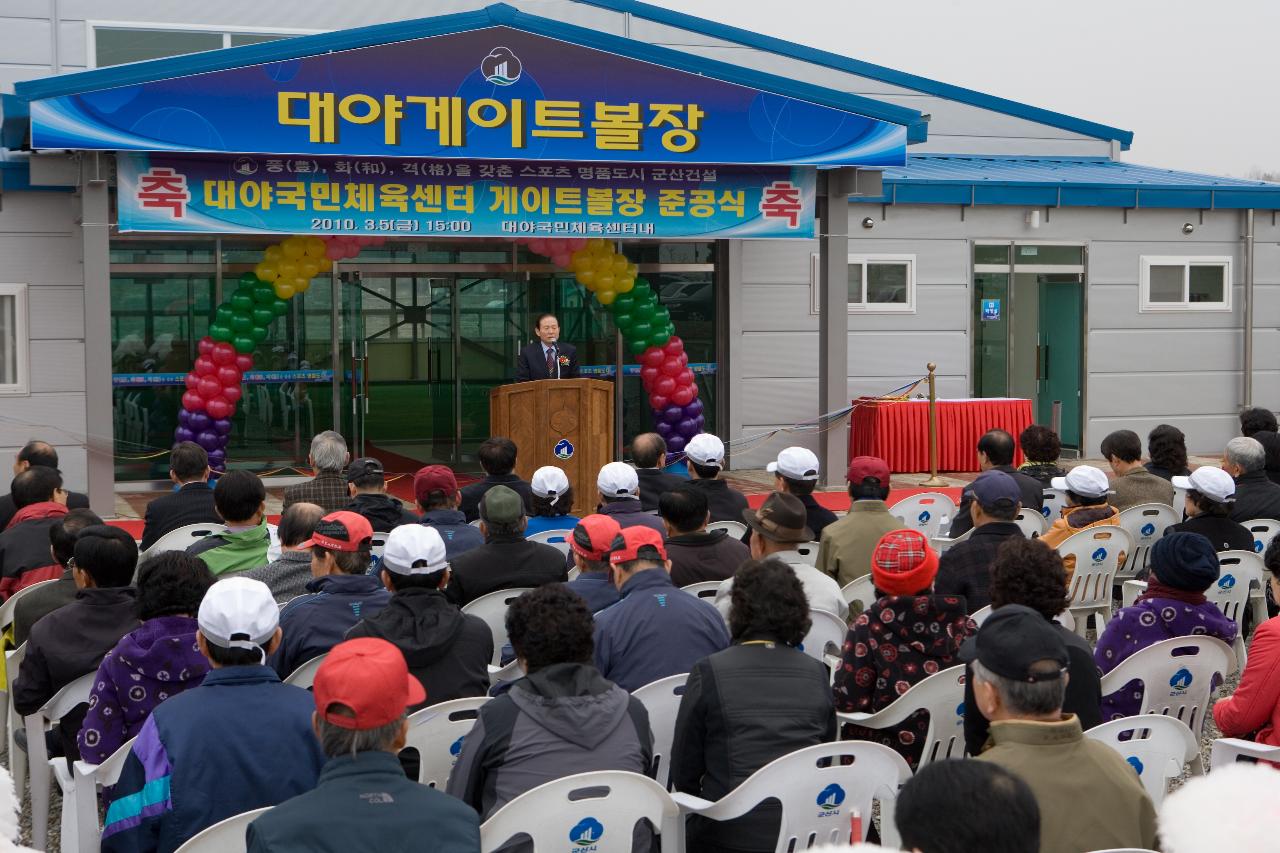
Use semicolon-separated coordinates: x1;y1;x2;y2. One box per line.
550;344;559;379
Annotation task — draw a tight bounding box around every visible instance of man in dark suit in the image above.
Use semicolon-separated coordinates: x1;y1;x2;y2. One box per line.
139;441;222;551
948;429;1045;538
458;437;534;522
514;313;579;381
0;440;89;529
631;433;684;512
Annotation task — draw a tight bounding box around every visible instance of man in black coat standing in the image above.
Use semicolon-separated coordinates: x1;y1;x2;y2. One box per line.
514;313;579;381
139;442;221;551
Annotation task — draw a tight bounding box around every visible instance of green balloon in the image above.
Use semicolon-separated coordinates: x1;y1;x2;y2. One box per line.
631;302;658;323
253;282;277;305
209;323;233;343
230;292;254;312
631;281;653;302
249;325;268;343
614;293;637;314
613;312;634;332
238;272;259;289
269;297;289;317
232;335;256;354
251;307;275;328
650;330;672;348
230;313;253;333
629;321;653;342
213;305;235;325
627;337;649;355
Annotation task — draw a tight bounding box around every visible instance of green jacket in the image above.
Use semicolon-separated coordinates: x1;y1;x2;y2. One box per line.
187;520;271;575
979;716;1158;853
816;500;901;589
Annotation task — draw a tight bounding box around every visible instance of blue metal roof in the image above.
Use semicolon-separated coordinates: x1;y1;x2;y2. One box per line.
852;155;1280;210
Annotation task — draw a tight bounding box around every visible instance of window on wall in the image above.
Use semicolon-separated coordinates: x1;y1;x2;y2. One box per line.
1139;257;1231;311
90;24;317;67
0;284;30;396
811;254;915;313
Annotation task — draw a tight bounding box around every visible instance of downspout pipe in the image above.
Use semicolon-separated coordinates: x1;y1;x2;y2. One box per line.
1244;208;1255;407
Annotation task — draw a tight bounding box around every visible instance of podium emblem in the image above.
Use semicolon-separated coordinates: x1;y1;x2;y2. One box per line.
555;439;575;460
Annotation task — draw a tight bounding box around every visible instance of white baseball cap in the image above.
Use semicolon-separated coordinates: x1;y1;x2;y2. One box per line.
380;525;448;576
597;461;639;499
1173;466;1236;504
198;577;279;657
768;446;820;481
1050;465;1111;499
531;465;571;506
686;433;725;467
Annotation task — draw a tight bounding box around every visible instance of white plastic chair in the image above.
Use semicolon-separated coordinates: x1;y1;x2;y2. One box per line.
402;696;488;788
1122;580;1147;609
671;741;912;850
889;493;957;540
66;736;137;853
1241;517;1280;556
369;531;388;563
838;664;967;768
679;581;721;600
1013;508;1048;538
1084;715;1199;806
140;522;229;558
1058;526;1132;638
1208;550;1263;668
632;673;689;791
930;527;972;555
173;806;271;853
1041;487;1067;521
970;604;993;627
706;520;748;539
841;575;876;613
1098;635;1236;750
480;770;680;853
799;609;847;664
0;579;58;746
5;643;26;799
25;670;96;850
1116;503;1180;582
283;653;327;688
1210;737;1280;769
793;541;820;566
462;588;534;667
469;518;484;529
528;528;571;556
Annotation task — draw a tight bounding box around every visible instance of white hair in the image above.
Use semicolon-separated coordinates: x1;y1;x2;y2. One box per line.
1225;436;1266;473
309;430;349;472
1159;763;1280;852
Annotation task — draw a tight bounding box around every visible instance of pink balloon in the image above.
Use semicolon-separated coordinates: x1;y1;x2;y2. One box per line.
671;384;695;406
211;343;237;366
194;356;216;376
205;397;233;420
343;243;362;259
325;243;346;261
567;238;588;251
197;337;215;355
222;385;243;404
197;376;222;400
640;366;661;387
528;240;547;255
677;368;695;387
552;253;572;269
654;376;676;397
216;366;241;387
181;391;206;412
235;354;254;373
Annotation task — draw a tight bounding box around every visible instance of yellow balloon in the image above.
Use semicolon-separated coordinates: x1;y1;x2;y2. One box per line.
304;236;327;258
596;273;616;291
570;251;593;274
585;238;607;254
596;289;617;305
274;281;297;300
317;257;334;273
282;237;307;259
294;276;311;293
263;245;284;264
576;269;597;289
612;255;629;275
626;263;639;280
255;262;278;282
616;275;635;293
593;255;613;274
299;260;320;279
277;260;299;280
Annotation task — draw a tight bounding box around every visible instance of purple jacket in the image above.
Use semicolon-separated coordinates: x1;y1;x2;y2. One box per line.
78;615;210;765
1095;597;1236;721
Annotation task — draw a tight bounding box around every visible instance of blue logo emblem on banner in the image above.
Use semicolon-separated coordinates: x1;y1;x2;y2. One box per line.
570;818;604;846
1170;668;1193;691
482;47;522;85
554;439;574;460
817;783;845;812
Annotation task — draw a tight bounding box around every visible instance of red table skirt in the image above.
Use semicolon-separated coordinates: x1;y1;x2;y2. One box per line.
848;398;1034;473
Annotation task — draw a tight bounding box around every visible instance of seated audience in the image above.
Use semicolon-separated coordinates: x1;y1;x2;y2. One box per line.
185;469;271;575
672;558;836;853
684;433;750;523
660;485;749;587
1240;405;1278;437
631;432;683;511
524;465;579;536
963;538;1101;756
1213;537;1280;746
0;440;89;530
594;527;730;692
447;584;652;820
935;470;1025;611
1167;466;1253;551
1144;423;1191;481
1253;429;1280;486
139;442;220;551
413;465;483;558
949;429;1044;538
766;446;837;540
715;492;847;620
816;456;900;590
966;605;1158;853
13;524;139;760
458;437;533;521
0;466;70;598
271;511;390;678
563;515;623;613
1017;424;1066;486
241;502;325;603
101;578;325;853
595;461;667;537
283;430;351;513
12;507;101;645
343;457;418;531
1224;435;1280;522
444;486;568;607
1040;465;1121;574
895;759;1041;853
246;638;480;853
1159;763;1280;853
835;530;974;769
79;552;214;765
347;525;491;708
1102;429;1174;509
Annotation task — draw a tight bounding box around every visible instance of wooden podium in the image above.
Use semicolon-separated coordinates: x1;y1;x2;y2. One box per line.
490;378;614;515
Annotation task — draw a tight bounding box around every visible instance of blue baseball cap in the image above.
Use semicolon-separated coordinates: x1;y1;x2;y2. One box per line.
971;470;1022;511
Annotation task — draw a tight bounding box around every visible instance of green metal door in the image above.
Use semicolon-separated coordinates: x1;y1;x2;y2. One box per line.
1037;277;1084;448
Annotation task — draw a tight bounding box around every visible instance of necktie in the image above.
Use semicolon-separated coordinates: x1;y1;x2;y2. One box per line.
546;346;556;378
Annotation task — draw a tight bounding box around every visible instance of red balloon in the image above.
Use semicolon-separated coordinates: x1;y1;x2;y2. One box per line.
654;376;677;397
211;342;237;366
671;384;695;406
662;336;684;357
640;347;665;369
197;377;222;400
235;354;254;373
197;337;215;356
216;366;241;387
194;356;216;376
677;369;695;387
660;356;683;377
648;393;669;410
181;391;206;412
222;385;243;404
184;372;200;391
205;397;233;420
640;366;661;387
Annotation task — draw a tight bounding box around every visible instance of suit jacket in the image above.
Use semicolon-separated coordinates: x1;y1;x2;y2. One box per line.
140;482;221;550
0;490;89;531
282;471;349;513
515;341;579;381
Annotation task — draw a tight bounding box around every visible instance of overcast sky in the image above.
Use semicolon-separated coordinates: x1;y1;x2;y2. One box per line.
645;0;1277;178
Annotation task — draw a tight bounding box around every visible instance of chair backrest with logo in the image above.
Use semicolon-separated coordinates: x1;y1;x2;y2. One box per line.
1084;715;1198;806
1116;503;1180;581
1097;636;1236;740
888;493;958;540
403;696;489;788
837;664;967;769
632;673;689;791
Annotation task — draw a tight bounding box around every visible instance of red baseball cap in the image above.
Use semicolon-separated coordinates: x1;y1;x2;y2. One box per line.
846;455;891;485
313;637;426;729
413;465;458;503
608;526;668;565
571;514;623;561
297;511;373;552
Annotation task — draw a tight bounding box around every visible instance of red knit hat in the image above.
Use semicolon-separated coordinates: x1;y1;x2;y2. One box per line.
871;529;939;596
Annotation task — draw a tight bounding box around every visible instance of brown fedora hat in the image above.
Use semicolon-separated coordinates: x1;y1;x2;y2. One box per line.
741;491;814;544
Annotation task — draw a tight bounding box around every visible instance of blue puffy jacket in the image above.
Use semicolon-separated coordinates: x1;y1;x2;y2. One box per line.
270;573;391;678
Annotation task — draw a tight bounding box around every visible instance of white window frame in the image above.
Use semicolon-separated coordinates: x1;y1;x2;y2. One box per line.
1139;256;1233;312
0;283;30;397
811;253;916;314
86;21;325;68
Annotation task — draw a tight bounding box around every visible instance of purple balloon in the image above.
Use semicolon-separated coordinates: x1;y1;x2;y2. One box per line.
667;434;687;453
662;405;684;424
210;462;226;474
196;430;221;451
684;398;704;419
212;417;233;436
655;420;674;439
676;418;699;439
178;409;192;428
694;414;706;431
188;412;213;432
174;427;196;444
208;448;226;466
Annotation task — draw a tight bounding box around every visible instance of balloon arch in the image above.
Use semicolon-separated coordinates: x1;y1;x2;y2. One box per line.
175;235;704;472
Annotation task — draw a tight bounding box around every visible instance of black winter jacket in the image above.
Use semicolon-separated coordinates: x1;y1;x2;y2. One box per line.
344;492;419;532
636;468;685;512
685;478;750;524
666;530;750;587
1229;469;1280;524
444;533;568;606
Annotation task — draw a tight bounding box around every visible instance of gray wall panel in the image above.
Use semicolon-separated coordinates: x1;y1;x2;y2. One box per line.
737;332;819;378
0;393;86;449
1089;328;1241;372
0;235;83;285
849;285;969;331
27;286;85;339
740;240;816;285
741;285;818;332
1088;242;1241;286
1089;372;1238;418
1088;284;1242;329
846;237;969;285
1087;415;1238;457
29;340;86;393
0;193;76;234
848;331;968;376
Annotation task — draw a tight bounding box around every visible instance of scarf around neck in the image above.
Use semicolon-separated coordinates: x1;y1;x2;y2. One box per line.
1137;576;1207;607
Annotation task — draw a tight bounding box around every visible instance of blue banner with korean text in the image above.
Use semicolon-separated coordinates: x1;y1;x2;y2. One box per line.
117;153;816;239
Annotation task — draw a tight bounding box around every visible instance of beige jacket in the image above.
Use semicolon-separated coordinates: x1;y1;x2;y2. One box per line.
815;501;902;588
1108;467;1176;511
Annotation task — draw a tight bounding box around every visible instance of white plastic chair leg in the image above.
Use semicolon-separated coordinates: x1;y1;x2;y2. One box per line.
9;704;25;801
53;757;78;853
1248;588;1267;629
25;717;51;850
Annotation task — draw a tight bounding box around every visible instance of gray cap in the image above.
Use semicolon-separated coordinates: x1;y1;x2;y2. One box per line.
480;485;524;525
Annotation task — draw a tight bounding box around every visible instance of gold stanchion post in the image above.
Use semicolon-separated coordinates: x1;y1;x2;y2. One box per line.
921;362;947;486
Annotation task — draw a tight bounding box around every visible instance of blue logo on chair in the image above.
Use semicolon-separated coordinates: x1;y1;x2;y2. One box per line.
554;439;574;460
1169;668;1193;691
1141;523;1156;537
817;783;846;812
570;817;604;846
449;736;465;757
1126;756;1144;776
1219;574;1236;591
917;510;931;524
955;702;965;717
1091;547;1107;563
1257;539;1265;553
1041;505;1051;518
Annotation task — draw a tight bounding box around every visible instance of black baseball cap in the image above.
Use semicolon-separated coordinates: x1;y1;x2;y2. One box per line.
345;457;385;482
959;604;1069;682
